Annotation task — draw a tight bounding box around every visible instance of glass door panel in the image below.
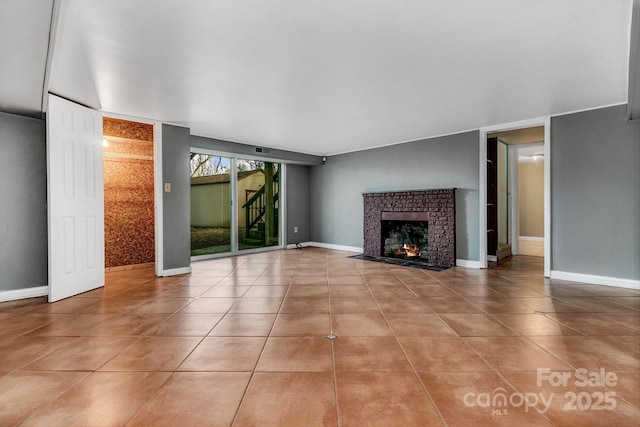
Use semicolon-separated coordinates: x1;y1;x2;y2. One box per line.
190;154;232;256
237;159;280;250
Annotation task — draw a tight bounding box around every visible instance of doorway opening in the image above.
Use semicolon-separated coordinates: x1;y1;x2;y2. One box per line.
486;125;546;268
102;117;155;271
189;151;284;259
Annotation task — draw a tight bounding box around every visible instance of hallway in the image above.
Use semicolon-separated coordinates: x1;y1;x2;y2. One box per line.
0;249;638;426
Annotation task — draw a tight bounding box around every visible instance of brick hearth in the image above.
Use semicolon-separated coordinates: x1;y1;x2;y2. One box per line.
363;189;456;267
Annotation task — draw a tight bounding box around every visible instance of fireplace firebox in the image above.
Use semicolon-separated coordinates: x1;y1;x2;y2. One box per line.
363;189;456;268
381;214;429;262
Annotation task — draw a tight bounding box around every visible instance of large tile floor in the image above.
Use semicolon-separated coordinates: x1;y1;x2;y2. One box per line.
0;248;638;426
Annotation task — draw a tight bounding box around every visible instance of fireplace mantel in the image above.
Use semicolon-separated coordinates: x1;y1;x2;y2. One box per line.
362;189;456;268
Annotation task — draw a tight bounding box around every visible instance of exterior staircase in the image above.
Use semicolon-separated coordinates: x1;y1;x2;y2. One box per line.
242;167;279;239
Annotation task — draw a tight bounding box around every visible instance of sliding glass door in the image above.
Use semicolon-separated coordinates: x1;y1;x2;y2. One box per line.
190;152;283;258
190;154;232;256
237;160;280;250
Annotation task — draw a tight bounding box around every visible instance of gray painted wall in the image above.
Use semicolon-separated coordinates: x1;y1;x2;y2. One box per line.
309;131;480;261
162;124;192;271
191;135;323;165
286;165;311;244
551;104;640;280
0;112;47;291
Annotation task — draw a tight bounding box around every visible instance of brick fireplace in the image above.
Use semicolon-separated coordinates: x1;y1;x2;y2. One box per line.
363;189;456;268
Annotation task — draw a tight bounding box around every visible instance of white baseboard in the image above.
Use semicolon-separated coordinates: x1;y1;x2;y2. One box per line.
306;242;363;253
160;267;192;277
486;255;498;262
456;259;482;269
520;236;544;241
287;241;362;253
550;270;640;290
0;286;48;303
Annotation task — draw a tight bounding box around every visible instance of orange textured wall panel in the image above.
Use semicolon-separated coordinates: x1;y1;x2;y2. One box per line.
103;122;155;268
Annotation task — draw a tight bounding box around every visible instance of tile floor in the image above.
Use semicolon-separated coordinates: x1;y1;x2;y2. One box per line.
0;248;638;426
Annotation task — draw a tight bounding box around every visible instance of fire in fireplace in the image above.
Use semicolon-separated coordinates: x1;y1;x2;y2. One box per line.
396;243;421;258
381;220;429;262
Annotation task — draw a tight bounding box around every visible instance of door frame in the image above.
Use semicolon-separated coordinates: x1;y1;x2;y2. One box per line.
479;116;551;277
101;110;165;276
188;147;288;262
509;141;545;256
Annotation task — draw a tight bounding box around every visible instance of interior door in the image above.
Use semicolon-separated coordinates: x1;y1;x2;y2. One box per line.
47;94;104;302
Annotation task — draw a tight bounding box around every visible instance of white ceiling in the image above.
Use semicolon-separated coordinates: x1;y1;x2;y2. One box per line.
0;0;53;116
1;1;634;155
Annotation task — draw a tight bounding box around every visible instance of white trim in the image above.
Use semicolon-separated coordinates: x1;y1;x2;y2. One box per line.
101;113;163;277
511;141;545;255
549;102;627;119
99;110;170;126
154;123;164;277
550;271;640;290
543;117;551;277
0;286;48;303
479;116;551;276
304;242;363;253
160;267;192;277
41;0;62;112
330;127;482;156
230;157;238;253
187;102;627;158
519;236;544;241
487;255;498;262
481;116;550;133
456;259;482;269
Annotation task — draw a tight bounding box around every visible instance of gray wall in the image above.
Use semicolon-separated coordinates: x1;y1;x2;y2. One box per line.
0;112;47;291
286;165;311;244
309;131;480;261
551;105;640;280
191;135;323;165
162;124;192;271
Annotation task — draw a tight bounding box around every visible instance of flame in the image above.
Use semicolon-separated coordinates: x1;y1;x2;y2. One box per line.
395;243;421;258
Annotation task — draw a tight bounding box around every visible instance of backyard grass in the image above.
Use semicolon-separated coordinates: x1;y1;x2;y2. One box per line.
190;226;274;255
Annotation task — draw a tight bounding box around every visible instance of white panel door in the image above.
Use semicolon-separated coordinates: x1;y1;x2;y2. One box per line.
47;94;104;302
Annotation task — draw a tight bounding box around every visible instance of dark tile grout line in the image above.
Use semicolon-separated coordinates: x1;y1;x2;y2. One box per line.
1;249;638;425
228;251;301;427
365;267;450;426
